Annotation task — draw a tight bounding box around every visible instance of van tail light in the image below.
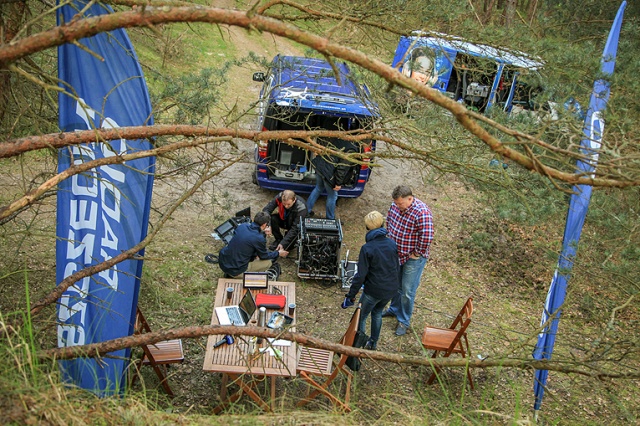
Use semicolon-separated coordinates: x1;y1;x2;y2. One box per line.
360;143;372;170
258;127;268;159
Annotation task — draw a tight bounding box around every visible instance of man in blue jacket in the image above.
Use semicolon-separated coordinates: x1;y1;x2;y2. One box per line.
218;212;289;278
342;211;401;350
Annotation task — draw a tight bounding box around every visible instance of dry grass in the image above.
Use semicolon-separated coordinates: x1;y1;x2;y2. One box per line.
1;5;639;425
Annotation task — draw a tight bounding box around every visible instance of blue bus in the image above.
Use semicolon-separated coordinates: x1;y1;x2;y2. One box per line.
392;32;549;115
251;56;379;198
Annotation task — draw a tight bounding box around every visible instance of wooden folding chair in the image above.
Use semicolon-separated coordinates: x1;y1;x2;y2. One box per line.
130;308;184;396
421;297;474;390
296;306;361;412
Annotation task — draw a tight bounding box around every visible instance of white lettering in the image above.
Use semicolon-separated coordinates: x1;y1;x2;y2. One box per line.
58;324;86;346
70;146;99;197
101;213;118;250
586;110;604;176
58;102;131;348
58;294;88;323
98;250;118;290
70;199;98;231
589;110;604;151
75;98;96;130
100;179;121;222
66;229;96;265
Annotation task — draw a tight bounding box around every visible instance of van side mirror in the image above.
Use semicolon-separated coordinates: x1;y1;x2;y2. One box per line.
253;72;265;82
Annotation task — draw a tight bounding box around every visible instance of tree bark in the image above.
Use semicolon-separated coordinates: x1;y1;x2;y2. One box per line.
527;0;538;25
503;0;518;28
0;1;26;125
482;0;497;24
37;324;638;379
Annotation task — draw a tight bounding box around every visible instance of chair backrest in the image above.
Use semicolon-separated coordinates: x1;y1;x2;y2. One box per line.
134;308;159;365
333;306;361;370
135;308;152;334
338;306;361;347
449;297;473;334
134;308;184;365
297;306;361;376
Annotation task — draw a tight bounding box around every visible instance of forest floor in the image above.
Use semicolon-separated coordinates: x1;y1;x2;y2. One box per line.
1;7;638;426
126;25;636;425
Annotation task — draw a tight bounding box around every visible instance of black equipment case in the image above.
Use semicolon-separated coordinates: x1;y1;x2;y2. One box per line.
297;218;343;281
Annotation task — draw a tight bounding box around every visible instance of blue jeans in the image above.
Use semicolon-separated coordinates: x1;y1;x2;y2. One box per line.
386;256;427;327
306;174;338;220
358;292;390;344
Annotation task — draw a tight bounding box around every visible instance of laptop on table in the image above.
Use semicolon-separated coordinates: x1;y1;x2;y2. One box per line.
243;272;269;289
215;289;257;326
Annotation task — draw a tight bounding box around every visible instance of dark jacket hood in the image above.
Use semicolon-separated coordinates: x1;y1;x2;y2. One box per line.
365;227;388;242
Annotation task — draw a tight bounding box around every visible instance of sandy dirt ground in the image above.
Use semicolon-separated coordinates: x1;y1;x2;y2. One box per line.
0;11;624;422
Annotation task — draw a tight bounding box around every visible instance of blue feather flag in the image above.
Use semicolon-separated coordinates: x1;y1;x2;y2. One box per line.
532;1;626;416
56;1;155;396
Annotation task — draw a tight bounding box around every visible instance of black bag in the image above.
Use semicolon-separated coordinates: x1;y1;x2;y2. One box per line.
345;330;369;372
266;262;281;281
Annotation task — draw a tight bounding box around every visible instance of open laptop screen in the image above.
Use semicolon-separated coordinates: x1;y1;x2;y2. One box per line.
235;207;251;218
243;272;269;289
238;289;257;322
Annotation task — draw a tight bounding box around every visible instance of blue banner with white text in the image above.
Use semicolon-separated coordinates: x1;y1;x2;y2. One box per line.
532;1;626;413
56;1;155;396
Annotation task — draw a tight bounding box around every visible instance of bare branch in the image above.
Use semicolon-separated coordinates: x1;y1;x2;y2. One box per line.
26;153;242;319
38;324;638;380
0;6;636;187
3;126;637;188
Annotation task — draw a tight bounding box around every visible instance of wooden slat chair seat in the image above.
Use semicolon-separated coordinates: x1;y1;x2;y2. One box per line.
296;306;361;412
130;308;184;396
421;297;474;390
142;339;184;366
297;347;333;376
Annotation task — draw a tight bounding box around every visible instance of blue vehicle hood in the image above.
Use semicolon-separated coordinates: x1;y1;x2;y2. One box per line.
269;56;379;117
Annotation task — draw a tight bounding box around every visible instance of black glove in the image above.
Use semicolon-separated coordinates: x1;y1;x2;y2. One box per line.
341;296;355;309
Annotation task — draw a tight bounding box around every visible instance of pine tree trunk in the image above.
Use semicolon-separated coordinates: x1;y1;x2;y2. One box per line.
527;0;538;25
0;1;26;127
503;0;517;28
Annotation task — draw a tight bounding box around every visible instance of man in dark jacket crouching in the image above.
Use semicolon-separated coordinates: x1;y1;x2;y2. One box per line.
218;212;288;278
342;211;401;350
262;190;307;251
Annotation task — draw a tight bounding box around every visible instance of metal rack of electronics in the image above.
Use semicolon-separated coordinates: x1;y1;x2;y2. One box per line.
297;218;357;289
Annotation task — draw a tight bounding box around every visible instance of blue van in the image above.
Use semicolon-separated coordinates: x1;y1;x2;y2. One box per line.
251;56;379;198
392;32;548;115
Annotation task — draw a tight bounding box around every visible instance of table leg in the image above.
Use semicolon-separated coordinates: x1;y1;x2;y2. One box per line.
237;375;272;412
220;373;229;401
213;374;272;414
213;374;244;415
270;376;276;411
213;388;243;414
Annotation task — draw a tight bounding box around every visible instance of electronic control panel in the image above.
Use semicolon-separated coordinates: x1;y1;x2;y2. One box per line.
303;218;341;232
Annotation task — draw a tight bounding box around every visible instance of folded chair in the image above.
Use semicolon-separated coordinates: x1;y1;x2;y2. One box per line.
296;306;361;412
421;297;474;390
130;308;184;396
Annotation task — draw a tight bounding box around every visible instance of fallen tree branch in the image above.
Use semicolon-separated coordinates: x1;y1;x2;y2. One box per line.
38;325;637;380
1;6;637;188
2;125;635;188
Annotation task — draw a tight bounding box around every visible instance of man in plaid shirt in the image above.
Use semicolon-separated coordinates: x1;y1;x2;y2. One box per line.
382;185;434;336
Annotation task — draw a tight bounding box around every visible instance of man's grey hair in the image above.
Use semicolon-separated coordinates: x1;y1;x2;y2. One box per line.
281;190;296;201
392;185;413;200
254;211;271;226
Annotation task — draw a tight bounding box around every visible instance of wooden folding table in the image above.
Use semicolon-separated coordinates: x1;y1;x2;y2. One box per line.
203;278;296;413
